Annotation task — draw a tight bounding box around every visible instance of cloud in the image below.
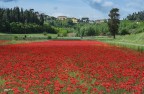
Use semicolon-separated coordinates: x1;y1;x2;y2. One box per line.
84;0;144;12
83;0;114;13
0;0;17;2
83;0;144;18
102;1;113;7
92;0;102;3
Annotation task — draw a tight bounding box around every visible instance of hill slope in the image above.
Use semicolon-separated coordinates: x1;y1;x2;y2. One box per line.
114;32;144;45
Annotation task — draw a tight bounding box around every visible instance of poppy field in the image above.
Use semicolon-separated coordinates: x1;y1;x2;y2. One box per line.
0;40;144;94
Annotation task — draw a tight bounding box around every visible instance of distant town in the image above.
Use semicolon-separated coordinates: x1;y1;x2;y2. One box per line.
47;15;107;24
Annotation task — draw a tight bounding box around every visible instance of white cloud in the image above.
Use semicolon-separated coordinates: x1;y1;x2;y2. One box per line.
83;0;144;19
102;1;114;7
92;0;102;3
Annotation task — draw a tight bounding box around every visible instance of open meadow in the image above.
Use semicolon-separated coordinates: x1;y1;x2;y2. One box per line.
0;40;144;94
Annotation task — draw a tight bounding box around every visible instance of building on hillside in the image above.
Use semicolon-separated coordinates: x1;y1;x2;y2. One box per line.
89;20;95;24
81;17;89;22
96;19;107;24
72;18;79;23
57;16;67;20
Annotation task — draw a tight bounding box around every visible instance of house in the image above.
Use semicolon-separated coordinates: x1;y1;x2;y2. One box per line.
89;20;95;24
81;17;89;22
96;19;107;24
72;18;78;23
57;16;67;20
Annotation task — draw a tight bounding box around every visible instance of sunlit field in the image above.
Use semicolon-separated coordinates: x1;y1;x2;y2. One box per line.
0;41;144;94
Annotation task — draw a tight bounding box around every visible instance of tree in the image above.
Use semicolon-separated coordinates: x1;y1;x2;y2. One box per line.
80;27;86;39
108;8;120;39
39;14;44;25
127;11;144;21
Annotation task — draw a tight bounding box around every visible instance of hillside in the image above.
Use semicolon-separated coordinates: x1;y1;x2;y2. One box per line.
95;32;144;51
114;32;144;45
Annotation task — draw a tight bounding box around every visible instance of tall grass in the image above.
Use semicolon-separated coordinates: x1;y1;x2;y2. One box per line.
106;41;144;52
94;33;144;52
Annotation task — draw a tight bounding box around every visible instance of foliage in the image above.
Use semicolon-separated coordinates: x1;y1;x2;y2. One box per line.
47;18;75;28
119;28;130;35
57;28;68;37
0;33;57;40
119;20;144;34
108;8;120;39
8;22;57;34
1;6;144;37
95;32;144;52
75;23;109;37
0;7;59;34
0;7;44;25
14;36;18;40
47;35;52;39
127;11;144;21
43;31;47;36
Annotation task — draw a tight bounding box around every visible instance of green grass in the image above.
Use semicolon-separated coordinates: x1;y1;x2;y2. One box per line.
0;77;5;93
94;32;144;52
0;32;144;52
56;37;81;40
113;33;144;45
0;33;57;40
0;33;57;45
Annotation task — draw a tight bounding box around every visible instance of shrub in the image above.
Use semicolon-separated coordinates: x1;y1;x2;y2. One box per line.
119;28;130;35
57;28;68;37
23;35;27;40
14;36;18;40
135;27;144;34
47;36;52;40
43;32;47;36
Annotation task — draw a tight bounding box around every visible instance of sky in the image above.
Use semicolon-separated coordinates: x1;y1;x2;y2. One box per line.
0;0;144;20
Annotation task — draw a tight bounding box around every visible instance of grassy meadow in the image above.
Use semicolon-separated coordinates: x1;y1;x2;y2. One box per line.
0;33;57;40
0;32;144;52
94;32;144;52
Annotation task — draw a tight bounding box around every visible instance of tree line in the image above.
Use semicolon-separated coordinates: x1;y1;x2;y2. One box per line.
0;7;57;34
1;6;144;39
127;11;144;21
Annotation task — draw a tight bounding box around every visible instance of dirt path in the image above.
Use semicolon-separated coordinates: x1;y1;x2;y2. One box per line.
0;40;8;45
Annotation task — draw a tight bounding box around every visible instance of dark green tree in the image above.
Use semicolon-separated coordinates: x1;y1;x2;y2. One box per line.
108;8;120;39
13;7;20;22
0;7;59;34
39;14;44;25
127;11;144;21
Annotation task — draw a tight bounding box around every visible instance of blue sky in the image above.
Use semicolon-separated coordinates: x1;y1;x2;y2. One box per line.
0;0;144;20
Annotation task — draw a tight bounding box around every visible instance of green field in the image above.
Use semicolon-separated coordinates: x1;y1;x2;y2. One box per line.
0;33;57;40
0;32;144;52
0;33;57;45
94;32;144;52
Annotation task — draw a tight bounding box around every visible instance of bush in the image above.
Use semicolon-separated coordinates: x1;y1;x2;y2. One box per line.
14;36;18;40
43;32;47;36
23;35;27;40
57;28;68;37
47;36;52;40
119;28;130;35
85;27;96;36
9;22;58;34
135;27;144;34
